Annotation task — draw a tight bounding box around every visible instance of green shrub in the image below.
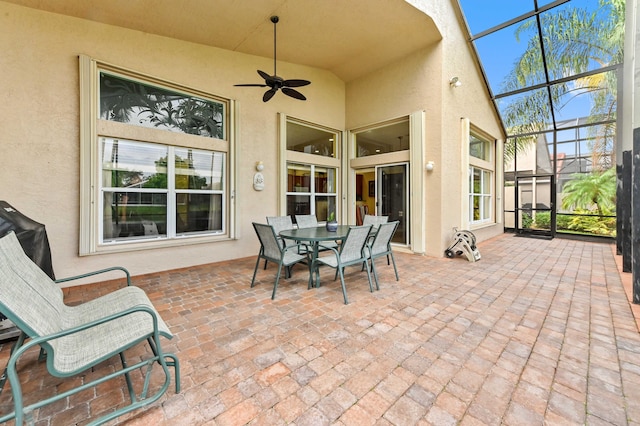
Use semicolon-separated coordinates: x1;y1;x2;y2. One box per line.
532;212;550;229
556;214;572;230
530;211;615;237
566;209;616;236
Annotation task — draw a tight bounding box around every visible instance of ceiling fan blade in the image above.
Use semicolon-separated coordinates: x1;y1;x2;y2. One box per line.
282;87;307;101
234;83;268;87
283;79;311;88
257;70;271;81
263;88;277;102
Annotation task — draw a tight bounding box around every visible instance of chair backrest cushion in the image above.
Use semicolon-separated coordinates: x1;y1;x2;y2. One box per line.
295;215;318;229
253;223;283;261
340;225;372;263
0;232;63;337
370;221;399;256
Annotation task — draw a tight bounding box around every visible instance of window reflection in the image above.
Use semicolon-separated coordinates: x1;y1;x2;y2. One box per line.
286;121;336;157
286;163;337;222
100;137;225;242
174;148;224;190
355;119;409;158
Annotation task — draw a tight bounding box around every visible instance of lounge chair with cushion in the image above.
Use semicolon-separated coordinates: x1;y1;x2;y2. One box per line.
0;231;180;426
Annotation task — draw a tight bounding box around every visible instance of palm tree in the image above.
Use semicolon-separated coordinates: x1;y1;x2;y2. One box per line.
501;0;624;162
561;168;616;216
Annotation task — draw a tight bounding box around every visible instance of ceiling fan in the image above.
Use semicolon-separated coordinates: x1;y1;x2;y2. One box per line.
234;16;311;102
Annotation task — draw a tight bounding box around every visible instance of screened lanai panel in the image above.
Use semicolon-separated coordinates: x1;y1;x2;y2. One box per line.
458;0;622;135
496;88;553;136
540;0;623;81
473;18;544;95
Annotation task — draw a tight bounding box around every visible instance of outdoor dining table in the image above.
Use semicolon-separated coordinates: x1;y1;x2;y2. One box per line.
279;225;351;288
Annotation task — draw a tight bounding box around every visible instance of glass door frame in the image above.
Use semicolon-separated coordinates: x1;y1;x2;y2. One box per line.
514;173;556;238
376;162;410;245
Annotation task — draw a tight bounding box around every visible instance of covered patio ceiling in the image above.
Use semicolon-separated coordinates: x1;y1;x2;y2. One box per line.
3;0;442;82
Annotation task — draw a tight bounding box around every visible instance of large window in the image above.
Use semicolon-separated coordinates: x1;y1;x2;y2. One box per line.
354;119;409;157
80;56;233;253
286;164;337;222
469;131;495;225
283;117;340;223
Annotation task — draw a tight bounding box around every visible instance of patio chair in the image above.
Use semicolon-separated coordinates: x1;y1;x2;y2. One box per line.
365;221;400;290
265;216;296;273
294;214;318;228
0;231;180;426
362;214;389;230
251;223;310;299
314;225;373;304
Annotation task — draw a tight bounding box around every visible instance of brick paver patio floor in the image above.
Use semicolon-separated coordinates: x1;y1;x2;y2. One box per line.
1;233;639;425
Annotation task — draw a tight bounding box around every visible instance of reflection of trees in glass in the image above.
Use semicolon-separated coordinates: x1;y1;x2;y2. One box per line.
502;0;623;162
100;73;224;139
144;155;207;189
561;168;616;215
113;170;144;188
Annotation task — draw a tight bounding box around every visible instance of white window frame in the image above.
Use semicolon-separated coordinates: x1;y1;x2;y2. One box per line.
278;115;341;222
79;55;236;254
468;129;495;226
285;163;338;221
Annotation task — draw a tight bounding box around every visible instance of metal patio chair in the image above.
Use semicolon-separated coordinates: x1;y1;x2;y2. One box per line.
362;214;389;230
265;215;296;273
294;214;318;228
365;220;400;290
251;223;310;299
314;225;373;304
0;231;180;426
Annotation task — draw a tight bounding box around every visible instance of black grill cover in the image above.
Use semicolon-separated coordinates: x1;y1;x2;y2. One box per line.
0;201;55;280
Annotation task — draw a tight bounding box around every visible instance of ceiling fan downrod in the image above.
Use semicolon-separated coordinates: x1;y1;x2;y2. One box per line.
271;16;278;77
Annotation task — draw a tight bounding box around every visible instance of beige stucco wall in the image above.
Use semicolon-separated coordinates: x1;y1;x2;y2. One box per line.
0;1;345;281
1;0;504;282
346;0;504;257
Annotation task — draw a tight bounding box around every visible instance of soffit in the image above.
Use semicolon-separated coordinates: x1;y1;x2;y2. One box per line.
3;0;442;82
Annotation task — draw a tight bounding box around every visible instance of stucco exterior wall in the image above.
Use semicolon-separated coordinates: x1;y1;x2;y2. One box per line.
346;0;504;257
0;1;345;281
1;0;505;283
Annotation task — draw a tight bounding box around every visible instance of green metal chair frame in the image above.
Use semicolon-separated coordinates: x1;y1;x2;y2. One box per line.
314;225;373;304
366;220;400;290
0;231;180;426
251;222;310;300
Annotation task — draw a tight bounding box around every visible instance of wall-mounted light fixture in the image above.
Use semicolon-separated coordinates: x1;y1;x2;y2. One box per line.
255;161;264;171
449;77;462;88
425;161;435;171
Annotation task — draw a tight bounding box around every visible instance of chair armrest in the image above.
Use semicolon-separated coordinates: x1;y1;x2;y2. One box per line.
11;304;163;374
55;266;132;286
317;244;340;255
